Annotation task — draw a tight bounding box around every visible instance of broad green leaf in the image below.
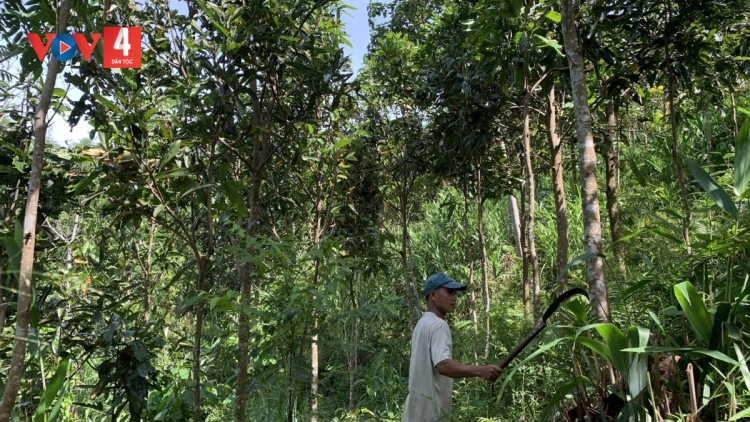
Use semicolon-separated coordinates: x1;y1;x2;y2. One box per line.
557;251;603;282
333;138;351;149
540;376;591;421
533;34;564;56
159;140;181;171
544;10;561;23
618;346;737;365
674;281;713;345
222;181;247;217
153;204;165;218
93;94;120;114
2;236;21;279
730;407;750;421
34;355;70;422
627;156;647;187
685;156;737;218
178;183;216;200
576;337;613;363
626;326;650;397
735;343;750;393
735;118;750;197
155;168;190;180
74;170;101;195
595;324;628;375
497;337;566;399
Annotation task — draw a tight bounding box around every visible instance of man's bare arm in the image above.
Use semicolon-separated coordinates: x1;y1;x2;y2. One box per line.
435;359;503;381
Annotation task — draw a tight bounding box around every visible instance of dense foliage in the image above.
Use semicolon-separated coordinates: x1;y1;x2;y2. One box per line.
1;0;750;421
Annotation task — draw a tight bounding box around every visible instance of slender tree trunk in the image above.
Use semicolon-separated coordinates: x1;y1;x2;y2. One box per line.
604;102;624;267
311;170;324;422
193;142;215;422
560;0;611;322
519;177;530;315
348;272;358;411
0;2;71;418
400;189;416;330
462;181;479;364
547;86;569;294
235;173;262;422
0;242;5;335
498;138;523;260
705;105;713;172
522;79;541;323
731;92;738;139
665;0;692;255
477;160;491;359
508;195;523;259
144;217;156;319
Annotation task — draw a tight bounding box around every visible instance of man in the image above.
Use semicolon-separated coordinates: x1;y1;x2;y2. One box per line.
402;272;503;422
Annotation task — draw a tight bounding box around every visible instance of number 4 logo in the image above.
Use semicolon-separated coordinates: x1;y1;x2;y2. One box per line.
103;27;141;68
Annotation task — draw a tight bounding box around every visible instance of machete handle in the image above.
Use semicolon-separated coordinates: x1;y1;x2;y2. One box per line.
497;322;546;369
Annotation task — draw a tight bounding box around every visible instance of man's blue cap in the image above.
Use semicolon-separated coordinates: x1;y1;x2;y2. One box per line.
423;272;467;298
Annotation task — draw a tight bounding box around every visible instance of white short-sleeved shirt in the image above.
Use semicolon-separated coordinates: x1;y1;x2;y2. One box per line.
402;312;453;422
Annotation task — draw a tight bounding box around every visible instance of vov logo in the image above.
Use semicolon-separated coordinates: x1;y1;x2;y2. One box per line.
26;26;141;68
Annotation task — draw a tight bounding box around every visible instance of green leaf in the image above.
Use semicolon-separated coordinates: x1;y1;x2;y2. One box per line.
626;326;650;397
159;140;181;171
673;281;713;345
544;10;561;23
618;346;737;365
153;204;165;218
595;323;628;375
730;407;750;421
685;156;737;218
2;236;21;279
497;337;566;399
533;34;564;56
155;168;190;180
735;343;750;393
627;156;648;187
735;118;750;197
540;376;591;420
93;94;120;114
74;170;101;195
222;181;247;217
576;336;613;363
557;252;603;282
34;356;70;422
178;183;216;200
333;138;351;149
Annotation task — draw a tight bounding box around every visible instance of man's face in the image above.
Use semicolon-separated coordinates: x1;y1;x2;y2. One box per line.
431;287;459;314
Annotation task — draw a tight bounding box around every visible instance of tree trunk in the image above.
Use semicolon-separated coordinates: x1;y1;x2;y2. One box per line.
604;102;624;267
547;86;569;294
499;138;523;260
193;142;215;422
235;173;262;422
665;0;692;256
311;170;324;422
560;0;611;322
462;181;479;364
144;217;156;319
508;195;523;259
519;177;530;316
705;105;713;172
401;189;416;330
0;2;72;418
477;160;491;359
348;272;358;411
0;243;5;335
522;78;541;323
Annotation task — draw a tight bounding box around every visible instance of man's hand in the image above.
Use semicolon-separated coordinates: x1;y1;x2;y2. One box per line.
435;359;503;381
477;365;503;382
